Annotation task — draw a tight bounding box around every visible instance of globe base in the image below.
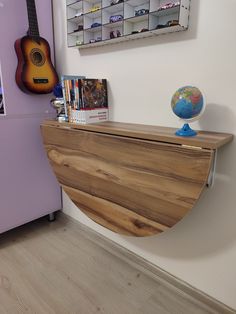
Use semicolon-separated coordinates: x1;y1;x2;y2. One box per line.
175;123;197;137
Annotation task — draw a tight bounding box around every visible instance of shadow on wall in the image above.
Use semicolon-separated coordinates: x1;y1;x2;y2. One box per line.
79;0;200;56
125;104;236;260
198;103;236;133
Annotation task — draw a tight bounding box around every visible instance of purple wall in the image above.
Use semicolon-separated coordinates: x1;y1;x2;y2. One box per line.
0;0;61;233
0;0;57;115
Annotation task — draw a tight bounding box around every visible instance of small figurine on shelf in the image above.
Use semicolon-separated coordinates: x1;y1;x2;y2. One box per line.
50;83;66;122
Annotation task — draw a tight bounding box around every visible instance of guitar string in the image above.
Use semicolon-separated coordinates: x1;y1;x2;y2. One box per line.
26;0;39;37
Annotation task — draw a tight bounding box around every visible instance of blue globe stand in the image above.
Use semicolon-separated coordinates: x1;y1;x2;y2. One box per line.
175;123;197;137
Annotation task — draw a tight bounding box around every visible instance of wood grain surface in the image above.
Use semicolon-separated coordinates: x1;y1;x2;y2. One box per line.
40;122;219;236
42;120;233;149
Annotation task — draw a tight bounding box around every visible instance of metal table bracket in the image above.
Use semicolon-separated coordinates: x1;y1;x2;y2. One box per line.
206;149;217;188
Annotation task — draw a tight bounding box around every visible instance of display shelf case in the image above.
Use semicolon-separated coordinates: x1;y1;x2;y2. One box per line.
67;0;83;10
66;0;190;48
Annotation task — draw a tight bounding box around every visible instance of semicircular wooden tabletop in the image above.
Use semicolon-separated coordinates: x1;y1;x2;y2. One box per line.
41;121;233;237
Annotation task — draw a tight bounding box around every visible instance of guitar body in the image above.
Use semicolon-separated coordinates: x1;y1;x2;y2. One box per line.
15;36;58;94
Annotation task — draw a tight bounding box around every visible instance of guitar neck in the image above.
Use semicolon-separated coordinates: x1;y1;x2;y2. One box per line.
26;0;40;38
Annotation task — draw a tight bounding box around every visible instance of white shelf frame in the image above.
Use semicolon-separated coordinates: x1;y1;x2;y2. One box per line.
66;0;190;48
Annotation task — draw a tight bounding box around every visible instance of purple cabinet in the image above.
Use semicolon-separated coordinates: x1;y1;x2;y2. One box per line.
0;0;61;233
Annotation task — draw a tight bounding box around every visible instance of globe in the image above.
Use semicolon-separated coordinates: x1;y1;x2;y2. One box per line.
171;86;205;137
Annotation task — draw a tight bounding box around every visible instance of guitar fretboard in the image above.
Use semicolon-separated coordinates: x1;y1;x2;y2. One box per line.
26;0;39;38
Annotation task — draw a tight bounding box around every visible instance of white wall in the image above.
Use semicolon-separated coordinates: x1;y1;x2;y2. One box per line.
53;0;236;308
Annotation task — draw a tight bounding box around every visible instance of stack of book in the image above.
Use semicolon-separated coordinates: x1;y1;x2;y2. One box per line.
61;75;108;124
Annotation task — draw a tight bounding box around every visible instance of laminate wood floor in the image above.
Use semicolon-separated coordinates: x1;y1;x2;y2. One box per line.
0;213;229;314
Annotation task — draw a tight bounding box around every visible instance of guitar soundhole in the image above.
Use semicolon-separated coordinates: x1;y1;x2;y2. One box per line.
30;48;45;66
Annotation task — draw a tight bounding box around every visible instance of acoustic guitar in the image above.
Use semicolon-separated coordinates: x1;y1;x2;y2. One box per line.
15;0;58;94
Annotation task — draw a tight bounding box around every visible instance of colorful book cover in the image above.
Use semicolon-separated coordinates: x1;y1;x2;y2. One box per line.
80;79;108;110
